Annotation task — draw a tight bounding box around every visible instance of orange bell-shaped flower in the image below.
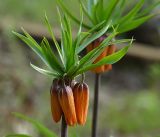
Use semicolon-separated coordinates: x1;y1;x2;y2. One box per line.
50;80;63;123
87;35;116;73
58;83;77;126
73;82;89;125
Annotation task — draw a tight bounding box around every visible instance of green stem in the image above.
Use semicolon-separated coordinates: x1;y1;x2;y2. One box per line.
91;73;100;137
61;115;68;137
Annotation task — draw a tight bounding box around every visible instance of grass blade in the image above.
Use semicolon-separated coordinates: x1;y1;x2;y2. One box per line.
12;112;58;137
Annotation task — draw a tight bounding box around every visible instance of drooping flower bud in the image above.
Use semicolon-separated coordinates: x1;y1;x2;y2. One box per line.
50;80;63;123
58;84;77;126
73;82;89;125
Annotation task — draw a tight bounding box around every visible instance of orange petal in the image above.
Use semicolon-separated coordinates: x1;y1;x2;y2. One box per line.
73;83;89;125
58;85;77;126
104;64;112;71
92;42;107;73
92;66;105;73
86;35;109;73
104;45;116;71
107;45;116;55
50;81;62;123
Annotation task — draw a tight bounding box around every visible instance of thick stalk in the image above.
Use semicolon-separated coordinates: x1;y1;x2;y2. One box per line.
61;114;68;137
91;73;101;137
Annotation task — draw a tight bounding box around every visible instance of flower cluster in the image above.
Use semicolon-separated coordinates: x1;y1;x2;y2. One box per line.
50;79;89;126
87;35;116;73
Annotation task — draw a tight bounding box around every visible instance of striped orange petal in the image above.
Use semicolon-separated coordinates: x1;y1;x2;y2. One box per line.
104;45;116;71
58;85;77;126
92;45;106;73
73;83;89;125
86;35;108;73
50;80;63;123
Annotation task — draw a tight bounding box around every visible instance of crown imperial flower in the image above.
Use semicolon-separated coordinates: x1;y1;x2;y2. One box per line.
73;82;89;125
58;82;77;126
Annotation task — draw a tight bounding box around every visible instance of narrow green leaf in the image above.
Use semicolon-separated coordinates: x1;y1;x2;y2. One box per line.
12;112;58;137
80;30;117;65
60;21;73;69
88;0;97;15
95;45;131;65
61;30;68;65
57;9;67;67
77;21;106;44
79;0;95;24
76;22;111;53
21;27;40;49
136;1;160;18
73;8;84;63
109;39;133;45
118;15;154;33
104;0;119;23
56;0;91;29
66;63;79;77
41;37;64;73
12;31;49;67
117;0;145;25
77;41;132;74
13;30;63;75
5;134;31;137
63;15;74;67
74;11;83;51
78;31;118;67
111;0;127;24
95;0;104;22
71;31;117;76
30;63;60;78
88;20;106;33
63;14;72;47
44;14;64;66
91;2;100;24
57;10;75;70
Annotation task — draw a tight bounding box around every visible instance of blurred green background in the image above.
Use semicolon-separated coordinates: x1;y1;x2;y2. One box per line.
0;0;160;137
